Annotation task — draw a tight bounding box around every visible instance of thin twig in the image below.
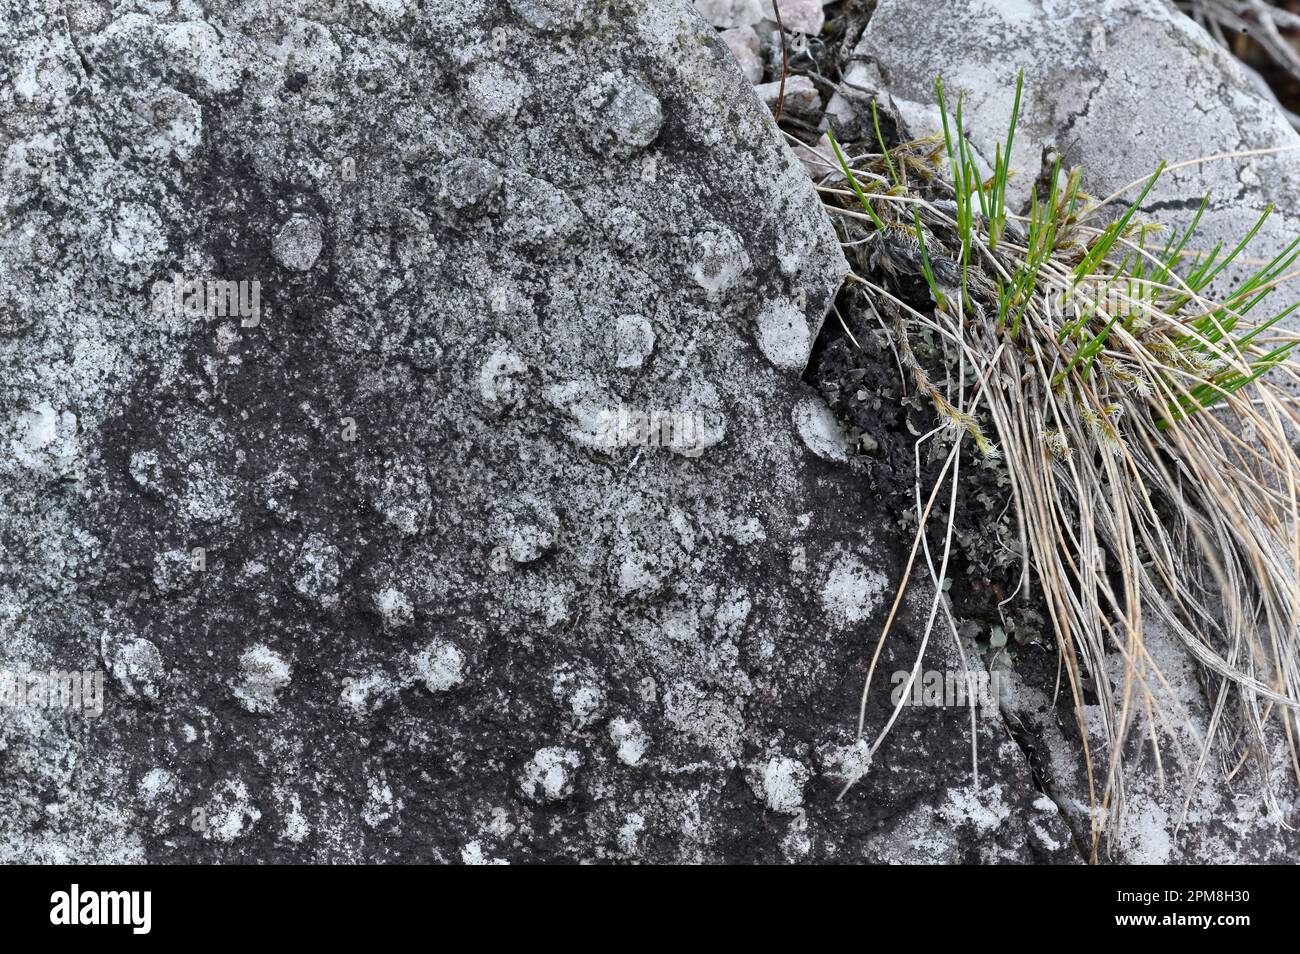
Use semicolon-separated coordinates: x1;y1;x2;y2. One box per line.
773;1;789;123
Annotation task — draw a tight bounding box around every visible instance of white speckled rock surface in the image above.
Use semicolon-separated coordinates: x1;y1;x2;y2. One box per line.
0;0;1086;863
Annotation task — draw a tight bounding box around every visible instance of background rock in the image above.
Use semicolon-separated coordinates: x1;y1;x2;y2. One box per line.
833;0;1300;288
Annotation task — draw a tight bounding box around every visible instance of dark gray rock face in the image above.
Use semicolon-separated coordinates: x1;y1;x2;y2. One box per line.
0;0;1075;862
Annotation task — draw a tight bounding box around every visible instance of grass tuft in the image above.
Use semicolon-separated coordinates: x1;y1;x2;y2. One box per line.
813;75;1300;856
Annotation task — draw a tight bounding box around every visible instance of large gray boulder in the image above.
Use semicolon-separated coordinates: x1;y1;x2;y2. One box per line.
0;0;1080;861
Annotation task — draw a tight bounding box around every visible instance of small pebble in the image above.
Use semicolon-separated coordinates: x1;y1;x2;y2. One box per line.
721;26;763;83
754;75;820;113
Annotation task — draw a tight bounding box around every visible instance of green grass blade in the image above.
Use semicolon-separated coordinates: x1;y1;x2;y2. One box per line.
827;127;886;231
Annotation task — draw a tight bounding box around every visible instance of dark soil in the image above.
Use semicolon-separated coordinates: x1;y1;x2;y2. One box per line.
806;271;1053;657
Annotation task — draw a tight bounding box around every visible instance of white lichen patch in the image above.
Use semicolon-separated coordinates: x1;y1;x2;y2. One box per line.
461;840;509;864
128;449;163;493
363;0;413;18
205;779;261;843
235;644;292;713
8;403;80;478
466;62;528;124
503;174;582;249
505;521;555;564
819;550;887;629
577;73;664;157
689;227;750;294
434;157;503;216
152;548;195;594
101;632;165;703
792;394;850;462
553;667;605;728
748;755;811;815
939;784;1012;834
292;534;341;605
478;348;528;412
493;499;559;565
511;0;592;31
103;202;167;279
139;768;177;804
362;772;397;829
754;299;813;373
608;716;650;766
374;587;413;629
272;214;324;272
614;313;656;369
663;683;744;763
617;812;646;855
158;19;241;94
519;746;582;803
278;792;310;845
339;670;397;718
411;638;465;693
